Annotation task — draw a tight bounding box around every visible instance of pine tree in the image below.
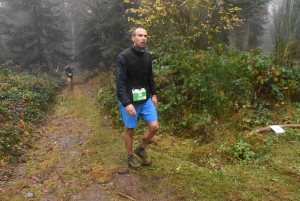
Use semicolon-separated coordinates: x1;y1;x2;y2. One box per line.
75;0;131;70
224;0;270;50
0;0;71;71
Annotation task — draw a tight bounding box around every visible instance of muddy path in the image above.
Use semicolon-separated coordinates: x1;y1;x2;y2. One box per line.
0;75;181;201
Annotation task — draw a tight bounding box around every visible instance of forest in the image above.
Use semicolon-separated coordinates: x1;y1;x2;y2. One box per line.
1;0;300;200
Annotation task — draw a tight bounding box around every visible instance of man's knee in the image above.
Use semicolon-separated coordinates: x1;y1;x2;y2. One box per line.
149;121;159;133
125;128;134;136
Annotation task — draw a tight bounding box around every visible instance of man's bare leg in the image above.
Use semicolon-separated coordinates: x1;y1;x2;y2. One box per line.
124;128;134;155
124;128;141;169
140;120;159;148
68;77;72;90
134;120;159;165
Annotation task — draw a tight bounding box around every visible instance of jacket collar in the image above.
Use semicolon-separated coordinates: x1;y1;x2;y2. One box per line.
132;45;145;53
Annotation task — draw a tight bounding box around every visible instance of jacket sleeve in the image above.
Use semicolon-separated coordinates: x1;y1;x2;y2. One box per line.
148;61;157;96
116;55;131;107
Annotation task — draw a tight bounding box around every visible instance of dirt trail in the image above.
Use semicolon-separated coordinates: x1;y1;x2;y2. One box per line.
1;75;179;201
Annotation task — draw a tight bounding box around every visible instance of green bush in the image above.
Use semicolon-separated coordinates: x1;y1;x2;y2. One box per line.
0;65;64;157
96;70;120;126
153;45;300;133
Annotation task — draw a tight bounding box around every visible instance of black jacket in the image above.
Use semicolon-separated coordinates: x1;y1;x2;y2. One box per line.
64;66;74;73
116;45;157;107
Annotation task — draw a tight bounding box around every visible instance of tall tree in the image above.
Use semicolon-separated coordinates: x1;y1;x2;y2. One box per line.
75;0;131;70
224;0;270;50
0;0;70;72
270;0;300;64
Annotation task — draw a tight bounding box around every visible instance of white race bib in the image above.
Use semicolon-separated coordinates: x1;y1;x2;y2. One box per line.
132;88;146;101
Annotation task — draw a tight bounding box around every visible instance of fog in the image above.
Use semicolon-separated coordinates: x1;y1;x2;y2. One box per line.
10;11;33;27
260;0;282;53
0;0;292;68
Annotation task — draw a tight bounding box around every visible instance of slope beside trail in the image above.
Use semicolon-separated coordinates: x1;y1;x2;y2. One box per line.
1;74;180;201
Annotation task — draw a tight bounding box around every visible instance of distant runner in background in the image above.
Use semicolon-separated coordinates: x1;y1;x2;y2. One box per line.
64;63;74;90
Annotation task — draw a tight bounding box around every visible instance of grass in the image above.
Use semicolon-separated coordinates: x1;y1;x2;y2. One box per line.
2;75;300;200
136;136;299;200
121;123;300;200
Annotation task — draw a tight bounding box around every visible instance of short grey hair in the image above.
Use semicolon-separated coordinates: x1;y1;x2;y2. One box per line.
132;27;145;36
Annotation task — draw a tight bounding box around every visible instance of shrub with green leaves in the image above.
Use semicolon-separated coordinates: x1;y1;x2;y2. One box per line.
96;70;121;126
219;137;256;162
153;44;300;134
232;137;255;161
0;65;64;157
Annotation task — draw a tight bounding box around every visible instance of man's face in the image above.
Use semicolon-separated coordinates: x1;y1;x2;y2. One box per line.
132;28;147;49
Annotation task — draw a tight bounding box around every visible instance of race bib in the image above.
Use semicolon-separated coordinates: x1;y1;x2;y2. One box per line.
132;88;146;101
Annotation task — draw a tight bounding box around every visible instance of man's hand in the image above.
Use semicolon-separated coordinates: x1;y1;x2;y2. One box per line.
152;95;157;107
126;104;136;116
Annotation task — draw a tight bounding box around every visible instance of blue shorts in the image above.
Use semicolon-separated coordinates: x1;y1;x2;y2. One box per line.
119;98;158;129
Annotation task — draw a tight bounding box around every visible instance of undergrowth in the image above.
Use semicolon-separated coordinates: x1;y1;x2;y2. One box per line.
0;63;65;157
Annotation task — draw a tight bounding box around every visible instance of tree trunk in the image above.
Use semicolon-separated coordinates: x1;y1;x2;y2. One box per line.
33;3;42;66
242;15;250;51
249;124;300;135
228;28;237;47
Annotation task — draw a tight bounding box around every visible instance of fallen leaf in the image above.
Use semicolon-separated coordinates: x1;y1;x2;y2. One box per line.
282;189;288;195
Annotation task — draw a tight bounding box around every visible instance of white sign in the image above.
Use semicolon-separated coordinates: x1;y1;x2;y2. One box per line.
270;125;285;134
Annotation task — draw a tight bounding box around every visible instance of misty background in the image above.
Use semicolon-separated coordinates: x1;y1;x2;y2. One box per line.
0;0;299;72
261;0;283;53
